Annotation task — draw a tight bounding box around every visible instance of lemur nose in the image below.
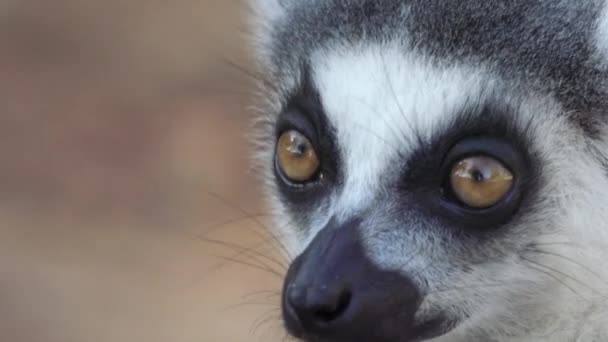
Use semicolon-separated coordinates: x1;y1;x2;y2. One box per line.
282;218;424;341
285;282;352;329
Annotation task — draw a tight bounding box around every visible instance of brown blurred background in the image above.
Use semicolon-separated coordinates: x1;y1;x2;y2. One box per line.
0;1;284;341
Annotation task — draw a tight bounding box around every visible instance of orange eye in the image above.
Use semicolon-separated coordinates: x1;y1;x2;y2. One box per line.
276;130;320;183
450;156;514;208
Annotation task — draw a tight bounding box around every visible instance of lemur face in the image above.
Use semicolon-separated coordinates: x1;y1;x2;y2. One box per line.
250;1;608;341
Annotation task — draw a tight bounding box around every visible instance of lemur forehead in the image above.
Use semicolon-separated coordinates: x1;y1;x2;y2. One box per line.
309;46;492;213
261;0;608;132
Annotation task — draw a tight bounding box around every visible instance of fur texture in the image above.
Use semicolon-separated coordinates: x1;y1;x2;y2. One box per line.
249;0;608;340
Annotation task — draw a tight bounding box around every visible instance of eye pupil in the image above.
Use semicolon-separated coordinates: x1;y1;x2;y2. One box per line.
288;141;306;155
471;169;484;182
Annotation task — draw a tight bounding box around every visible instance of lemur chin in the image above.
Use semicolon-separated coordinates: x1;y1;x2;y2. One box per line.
248;1;608;341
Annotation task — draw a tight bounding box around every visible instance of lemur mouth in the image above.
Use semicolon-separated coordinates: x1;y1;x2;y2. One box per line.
291;317;454;342
409;317;457;341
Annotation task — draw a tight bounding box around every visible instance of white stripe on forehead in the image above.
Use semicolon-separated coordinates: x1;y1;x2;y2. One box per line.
311;45;490;216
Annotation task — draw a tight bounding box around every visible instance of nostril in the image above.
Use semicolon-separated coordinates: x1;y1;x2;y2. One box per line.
286;284;354;329
312;290;352;323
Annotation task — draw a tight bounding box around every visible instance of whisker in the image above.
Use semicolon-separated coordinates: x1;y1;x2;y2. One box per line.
223;218;290;270
380;52;425;148
251;310;282;336
221;301;279;313
203;213;274;234
524;248;608;288
350;98;407;156
527;241;580;248
222;58;274;90
204;190;293;262
522;255;607;297
209;253;283;278
197;236;288;272
521;258;587;299
199;83;256;96
429;282;510;295
242;290;282;300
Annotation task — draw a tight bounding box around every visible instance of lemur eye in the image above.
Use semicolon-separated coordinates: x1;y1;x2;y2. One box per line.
449;156;514;209
276;130;320;183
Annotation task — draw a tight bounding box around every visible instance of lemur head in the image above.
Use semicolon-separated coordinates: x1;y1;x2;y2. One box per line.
249;1;608;341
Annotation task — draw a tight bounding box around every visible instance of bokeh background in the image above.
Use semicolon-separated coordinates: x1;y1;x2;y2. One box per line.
0;1;284;341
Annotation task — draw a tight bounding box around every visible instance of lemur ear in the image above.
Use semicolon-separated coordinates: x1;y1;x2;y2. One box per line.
596;8;608;62
248;0;289;64
250;0;287;24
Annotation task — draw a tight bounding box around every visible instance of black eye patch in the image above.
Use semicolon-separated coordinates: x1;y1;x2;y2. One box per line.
400;102;540;231
272;67;342;208
436;136;528;227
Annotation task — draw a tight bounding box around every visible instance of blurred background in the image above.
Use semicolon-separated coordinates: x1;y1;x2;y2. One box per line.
0;1;284;341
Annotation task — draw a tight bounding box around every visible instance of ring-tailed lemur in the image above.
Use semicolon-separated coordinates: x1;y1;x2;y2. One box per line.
248;1;608;341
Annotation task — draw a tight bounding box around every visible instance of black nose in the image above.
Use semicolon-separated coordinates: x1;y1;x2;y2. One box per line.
282;219;424;342
286;282;352;329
